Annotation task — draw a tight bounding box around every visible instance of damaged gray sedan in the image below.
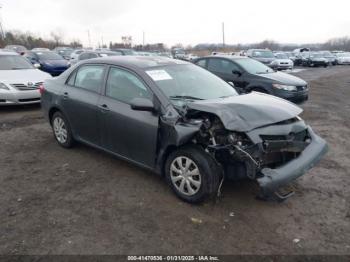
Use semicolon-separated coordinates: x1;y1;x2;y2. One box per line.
41;56;328;203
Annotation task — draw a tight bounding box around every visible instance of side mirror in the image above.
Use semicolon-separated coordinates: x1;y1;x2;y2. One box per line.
232;70;242;77
130;98;155;112
34;63;41;68
228;81;235;87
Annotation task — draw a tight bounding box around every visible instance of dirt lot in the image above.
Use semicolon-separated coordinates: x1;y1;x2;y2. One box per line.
0;66;349;255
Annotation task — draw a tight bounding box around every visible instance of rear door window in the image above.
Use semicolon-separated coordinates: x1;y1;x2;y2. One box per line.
73;65;105;93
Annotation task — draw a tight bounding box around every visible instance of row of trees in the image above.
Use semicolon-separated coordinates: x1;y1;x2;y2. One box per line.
0;30;82;50
190;37;350;53
1;29;349;53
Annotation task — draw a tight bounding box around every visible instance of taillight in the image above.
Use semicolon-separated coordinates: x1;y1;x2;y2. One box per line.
39;84;45;95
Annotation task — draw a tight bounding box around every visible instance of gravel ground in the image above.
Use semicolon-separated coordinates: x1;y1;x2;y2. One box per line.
0;66;349;255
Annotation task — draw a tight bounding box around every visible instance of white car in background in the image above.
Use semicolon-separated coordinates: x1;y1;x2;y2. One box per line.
0;51;52;105
272;52;294;70
69;49;85;64
335;52;350;65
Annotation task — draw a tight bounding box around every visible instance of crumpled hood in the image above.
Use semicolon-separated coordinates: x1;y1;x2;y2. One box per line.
186;92;302;132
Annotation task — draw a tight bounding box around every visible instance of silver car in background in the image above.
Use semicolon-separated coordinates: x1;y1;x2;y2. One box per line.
0;51;51;105
69;50;121;66
335;52;350;65
272;52;294;70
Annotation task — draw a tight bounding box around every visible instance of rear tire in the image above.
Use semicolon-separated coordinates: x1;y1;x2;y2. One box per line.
51;111;74;148
165;145;222;204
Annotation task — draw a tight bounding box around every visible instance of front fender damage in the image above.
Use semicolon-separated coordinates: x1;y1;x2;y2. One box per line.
156;103;328;201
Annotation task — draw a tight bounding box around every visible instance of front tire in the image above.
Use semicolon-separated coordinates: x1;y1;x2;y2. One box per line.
51;111;74;148
165;145;222;203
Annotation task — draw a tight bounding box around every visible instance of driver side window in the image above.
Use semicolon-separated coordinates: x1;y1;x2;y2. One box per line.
208;59;239;74
106;67;151;104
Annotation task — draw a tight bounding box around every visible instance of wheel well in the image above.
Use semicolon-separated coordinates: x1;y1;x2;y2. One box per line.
159;145;178;176
48;107;60;124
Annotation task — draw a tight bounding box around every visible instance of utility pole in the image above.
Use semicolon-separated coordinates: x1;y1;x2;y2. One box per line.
222;22;225;49
143;31;145;47
87;30;91;48
101;36;104;47
0;5;5;40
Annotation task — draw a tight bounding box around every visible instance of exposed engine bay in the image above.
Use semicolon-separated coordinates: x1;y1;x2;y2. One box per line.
159;93;328;201
186;112;311;181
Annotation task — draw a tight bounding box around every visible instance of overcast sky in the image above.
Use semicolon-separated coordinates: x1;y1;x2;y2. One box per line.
1;0;349;47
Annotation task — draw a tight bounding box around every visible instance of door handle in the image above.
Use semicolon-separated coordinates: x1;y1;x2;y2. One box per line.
63;92;69;99
99;104;110;112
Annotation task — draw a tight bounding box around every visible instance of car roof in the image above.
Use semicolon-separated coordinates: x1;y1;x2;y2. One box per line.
81;56;189;69
198;55;249;61
0;50;19;56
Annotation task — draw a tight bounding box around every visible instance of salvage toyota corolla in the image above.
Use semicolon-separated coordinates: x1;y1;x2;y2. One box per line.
41;56;328;203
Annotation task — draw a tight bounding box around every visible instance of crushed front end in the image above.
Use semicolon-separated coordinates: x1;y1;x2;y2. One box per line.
188;113;328;200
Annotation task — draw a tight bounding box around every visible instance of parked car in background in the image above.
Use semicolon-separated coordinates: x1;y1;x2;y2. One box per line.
320;51;337;65
4;45;27;55
32;48;50;52
41;56;327;203
158;52;173;58
57;49;74;60
301;52;328;67
24;51;70;76
193;55;308;103
272;52;294;70
185;53;199;61
136;51;157;56
110;48;136;56
69;49;85;62
70;50;121;66
293;48;310;66
172;48;186;60
335;52;350;65
0;51;51;105
285;52;296;63
246;49;277;68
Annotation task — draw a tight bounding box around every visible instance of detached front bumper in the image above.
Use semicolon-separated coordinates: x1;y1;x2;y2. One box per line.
257;127;328;195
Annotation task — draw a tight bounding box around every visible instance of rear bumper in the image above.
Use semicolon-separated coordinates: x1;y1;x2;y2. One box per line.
257;127;328;195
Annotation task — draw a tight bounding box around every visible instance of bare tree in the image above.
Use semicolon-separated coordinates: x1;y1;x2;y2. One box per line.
50;29;64;47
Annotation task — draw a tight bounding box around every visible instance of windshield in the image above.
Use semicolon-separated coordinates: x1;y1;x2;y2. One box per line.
0;55;34;70
252;50;274;58
234;58;274;74
310;52;323;58
98;52;120;57
35;52;63;60
322;51;333;57
148;64;237;103
275;53;288;59
122;49;135;55
59;50;74;56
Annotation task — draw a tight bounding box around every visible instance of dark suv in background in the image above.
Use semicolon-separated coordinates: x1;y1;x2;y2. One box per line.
193;56;308;103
